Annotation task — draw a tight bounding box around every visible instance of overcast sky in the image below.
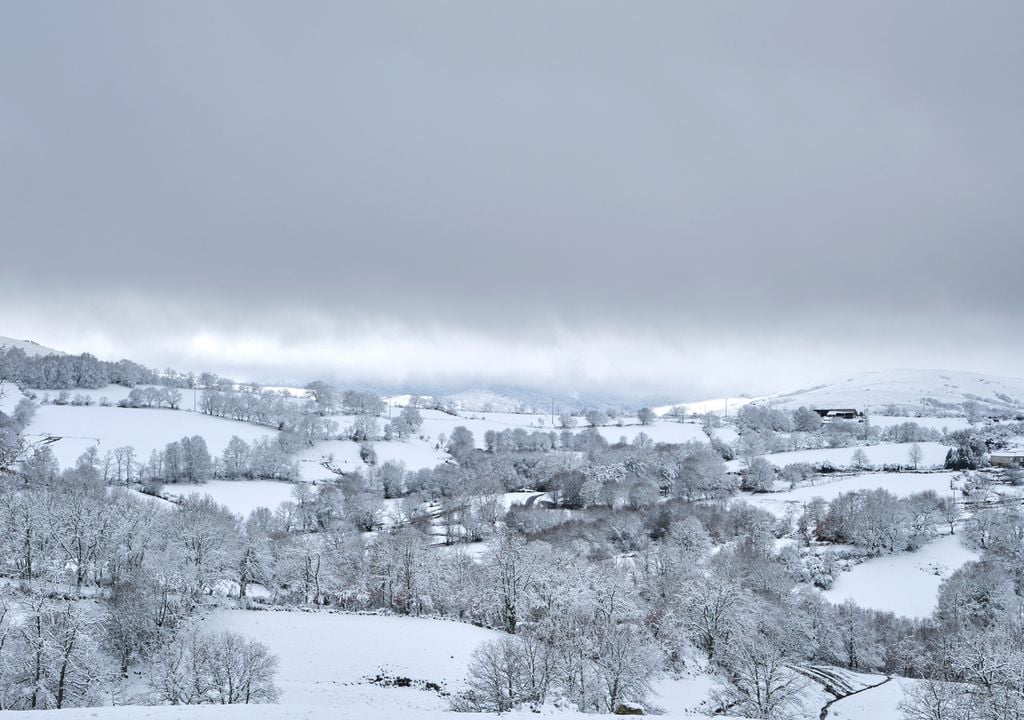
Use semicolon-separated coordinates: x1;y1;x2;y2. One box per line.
2;2;1022;400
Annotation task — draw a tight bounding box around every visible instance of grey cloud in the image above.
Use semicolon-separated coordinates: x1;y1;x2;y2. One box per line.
1;2;1022;397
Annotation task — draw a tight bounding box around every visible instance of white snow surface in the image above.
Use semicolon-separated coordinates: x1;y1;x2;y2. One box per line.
23;405;278;469
202;610;500;709
822;533;979;619
373;439;450;471
827;676;922;720
167;480;298;518
709;425;740;444
296;439;365;480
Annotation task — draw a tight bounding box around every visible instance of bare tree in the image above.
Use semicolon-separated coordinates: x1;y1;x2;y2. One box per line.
463;637;529;711
487;529;535;634
150;630;278;705
899;680;979;720
909;442;924;470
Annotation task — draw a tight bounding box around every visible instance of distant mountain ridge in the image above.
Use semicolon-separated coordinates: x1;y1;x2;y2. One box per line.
6;333;1023;418
755;368;1024;417
0;335;65;357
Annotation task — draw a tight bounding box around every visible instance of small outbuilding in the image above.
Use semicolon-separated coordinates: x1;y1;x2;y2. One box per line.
991;451;1024;469
812;408;862;420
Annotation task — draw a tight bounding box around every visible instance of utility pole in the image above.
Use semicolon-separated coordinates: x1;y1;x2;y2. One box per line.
951;476;958;535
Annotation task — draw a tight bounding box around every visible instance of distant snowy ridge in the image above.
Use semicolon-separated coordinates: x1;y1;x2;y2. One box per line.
755;368;1024;416
0;334;64;356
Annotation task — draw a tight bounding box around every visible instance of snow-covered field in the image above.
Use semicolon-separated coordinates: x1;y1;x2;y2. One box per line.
166;480;298;517
727;441;950;472
29;383;135;405
202;610;500;710
295;437;448;479
296;439;366;480
195;610;729;717
592;420;708;446
709;425;740;444
416;409;555;448
744;471;960;517
649;667;727;716
373;439;450;472
23;405;278;469
868;414;970;432
822;533;979;618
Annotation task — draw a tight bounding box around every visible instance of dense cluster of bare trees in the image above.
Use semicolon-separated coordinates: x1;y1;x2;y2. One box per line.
0;347;158;389
0;469;282;709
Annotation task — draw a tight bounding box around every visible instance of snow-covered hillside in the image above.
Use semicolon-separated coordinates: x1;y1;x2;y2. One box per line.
203;611;499;710
759;368;1024;416
822;533;979;618
725;442;951;473
743;471;961;518
0;335;63;356
165;480;297;517
654;396;755;417
23;405;279;468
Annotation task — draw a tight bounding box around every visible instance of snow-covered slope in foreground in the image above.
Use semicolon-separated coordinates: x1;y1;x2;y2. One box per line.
760;368;1024;414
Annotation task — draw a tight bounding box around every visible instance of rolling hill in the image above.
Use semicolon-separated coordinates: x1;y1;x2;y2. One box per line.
755;368;1024;417
0;334;64;356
